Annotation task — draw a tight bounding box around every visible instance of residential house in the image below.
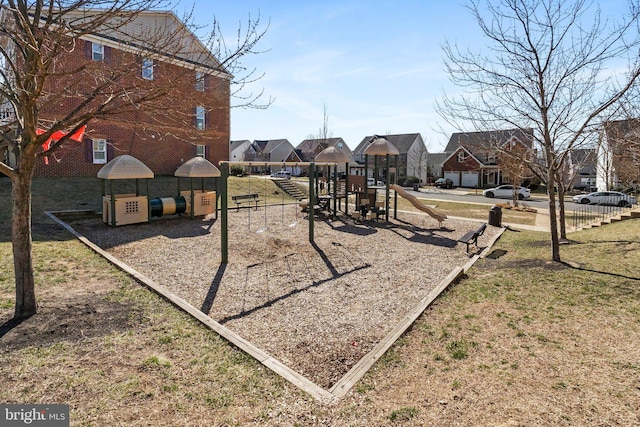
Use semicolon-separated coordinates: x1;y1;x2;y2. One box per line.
566;148;597;191
2;9;231;177
229;140;253;162
295;137;352;174
597;119;640;191
235;139;302;175
426;152;449;183
352;133;429;184
441;128;534;188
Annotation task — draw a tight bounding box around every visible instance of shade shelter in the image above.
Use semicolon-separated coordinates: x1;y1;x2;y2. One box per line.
363;136;400;221
174;157;221;219
97;155;154;227
315;146;350;217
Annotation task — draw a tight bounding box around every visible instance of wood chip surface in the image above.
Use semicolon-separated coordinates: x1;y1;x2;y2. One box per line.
71;205;499;389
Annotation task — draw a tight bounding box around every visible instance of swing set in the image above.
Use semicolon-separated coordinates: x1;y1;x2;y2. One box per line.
219;161;341;264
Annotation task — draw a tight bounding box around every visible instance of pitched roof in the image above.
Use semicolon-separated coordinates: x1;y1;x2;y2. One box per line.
604;119;640;141
444;128;534;153
63;9;231;78
353;133;423;155
568;148;596;165
296;137;348;153
230;140;251;152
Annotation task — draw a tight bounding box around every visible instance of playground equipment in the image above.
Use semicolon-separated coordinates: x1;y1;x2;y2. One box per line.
174;156;220;218
315;146;350;218
98;155;154;227
98;155;219;226
389;184;447;224
362;137;400;222
219;161;341;264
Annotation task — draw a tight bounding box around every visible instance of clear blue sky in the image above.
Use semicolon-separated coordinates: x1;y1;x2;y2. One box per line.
178;1;629;152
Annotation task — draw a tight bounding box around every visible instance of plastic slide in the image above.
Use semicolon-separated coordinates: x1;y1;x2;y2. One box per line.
389;184;447;223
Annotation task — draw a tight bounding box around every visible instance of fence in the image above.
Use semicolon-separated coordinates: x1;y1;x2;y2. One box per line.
572;199;636;229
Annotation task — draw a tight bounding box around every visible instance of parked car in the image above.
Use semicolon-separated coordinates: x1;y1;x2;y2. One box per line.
270;170;291;180
483;185;531;200
434;178;453;189
572;191;637;207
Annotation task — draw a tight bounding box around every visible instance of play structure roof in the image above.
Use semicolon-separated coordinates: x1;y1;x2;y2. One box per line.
174;156;221;177
314;146;350;163
97;155;154;180
363;137;400;156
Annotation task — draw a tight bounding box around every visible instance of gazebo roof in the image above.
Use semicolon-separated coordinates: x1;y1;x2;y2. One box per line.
174;156;221;177
314;146;349;163
97;155;154;180
363;137;400;156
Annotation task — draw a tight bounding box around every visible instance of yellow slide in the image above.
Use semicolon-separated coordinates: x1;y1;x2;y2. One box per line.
389;184;447;223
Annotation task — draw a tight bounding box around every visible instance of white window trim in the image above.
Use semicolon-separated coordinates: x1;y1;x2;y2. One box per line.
195;71;205;91
195;106;206;130
92;43;104;61
457;151;467;162
196;144;206;158
142;58;154;80
92;139;107;164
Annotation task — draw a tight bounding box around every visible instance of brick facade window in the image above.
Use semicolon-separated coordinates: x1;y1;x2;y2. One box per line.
457;151;468;162
195;144;206;158
92;139;107;164
142;58;154;80
195;71;205;91
92;42;104;61
195;106;206;130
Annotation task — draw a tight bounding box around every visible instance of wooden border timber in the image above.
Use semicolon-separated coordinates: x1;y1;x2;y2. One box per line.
45;211;334;402
45;211;505;402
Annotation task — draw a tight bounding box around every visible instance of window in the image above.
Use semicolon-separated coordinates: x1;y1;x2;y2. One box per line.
196;144;206;158
195;106;206;130
195;71;205;91
487;152;497;164
457;151;468;162
142;58;154;80
92;139;107;164
92;43;104;61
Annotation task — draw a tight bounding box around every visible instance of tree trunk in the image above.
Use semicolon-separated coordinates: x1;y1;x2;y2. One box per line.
546;173;562;262
11;162;37;319
558;185;567;240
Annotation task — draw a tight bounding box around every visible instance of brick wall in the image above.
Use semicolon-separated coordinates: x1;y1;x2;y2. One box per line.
35;39;230;177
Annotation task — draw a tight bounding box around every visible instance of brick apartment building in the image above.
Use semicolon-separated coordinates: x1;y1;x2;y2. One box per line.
8;10;232;177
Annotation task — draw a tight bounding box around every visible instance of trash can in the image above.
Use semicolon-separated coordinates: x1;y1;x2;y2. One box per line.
413;183;419;191
489;205;502;227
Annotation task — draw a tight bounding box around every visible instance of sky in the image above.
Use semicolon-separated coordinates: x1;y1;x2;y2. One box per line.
176;1;630;152
167;0;479;152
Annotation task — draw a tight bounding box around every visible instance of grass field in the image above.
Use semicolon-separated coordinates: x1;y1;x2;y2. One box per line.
1;177;638;425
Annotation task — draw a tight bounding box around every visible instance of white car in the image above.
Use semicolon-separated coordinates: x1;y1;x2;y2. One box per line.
572;191;637;207
483;185;531;200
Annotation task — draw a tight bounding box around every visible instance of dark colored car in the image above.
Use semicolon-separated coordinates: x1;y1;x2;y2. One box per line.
434;178;453;189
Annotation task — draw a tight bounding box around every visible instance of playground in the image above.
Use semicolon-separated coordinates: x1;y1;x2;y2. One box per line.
69;201;500;391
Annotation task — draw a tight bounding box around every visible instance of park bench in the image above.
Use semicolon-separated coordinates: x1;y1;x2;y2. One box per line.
232;193;260;211
458;223;487;253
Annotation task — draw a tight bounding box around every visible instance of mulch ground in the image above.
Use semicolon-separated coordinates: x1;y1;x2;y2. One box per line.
69;205;499;389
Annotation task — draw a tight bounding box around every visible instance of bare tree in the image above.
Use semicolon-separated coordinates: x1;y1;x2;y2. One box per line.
0;0;269;319
497;140;535;206
438;0;640;261
407;142;428;183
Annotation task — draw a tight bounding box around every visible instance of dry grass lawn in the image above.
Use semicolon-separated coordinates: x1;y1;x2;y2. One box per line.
1;177;639;425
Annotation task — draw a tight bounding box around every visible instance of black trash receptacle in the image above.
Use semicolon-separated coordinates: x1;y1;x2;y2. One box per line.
489;205;502;227
413;183;419;191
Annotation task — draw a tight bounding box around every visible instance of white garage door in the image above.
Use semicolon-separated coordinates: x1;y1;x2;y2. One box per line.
444;172;460;186
461;171;479;188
